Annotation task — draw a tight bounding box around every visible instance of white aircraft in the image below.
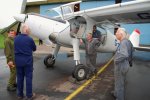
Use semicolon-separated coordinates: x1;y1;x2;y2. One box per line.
13;0;150;81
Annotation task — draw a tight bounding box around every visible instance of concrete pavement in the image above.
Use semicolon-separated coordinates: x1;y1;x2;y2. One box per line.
0;46;150;100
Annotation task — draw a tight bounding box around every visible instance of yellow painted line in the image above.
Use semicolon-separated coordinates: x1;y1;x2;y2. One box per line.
65;56;114;100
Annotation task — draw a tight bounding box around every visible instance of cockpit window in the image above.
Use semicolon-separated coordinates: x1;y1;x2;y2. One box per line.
47;8;62;18
62;6;72;15
49;6;73;20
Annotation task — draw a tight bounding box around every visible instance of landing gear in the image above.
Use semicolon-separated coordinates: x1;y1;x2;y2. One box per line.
44;44;60;68
44;54;55;68
72;64;87;81
71;38;88;81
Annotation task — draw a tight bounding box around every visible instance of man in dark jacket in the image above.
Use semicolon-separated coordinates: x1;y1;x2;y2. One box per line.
4;30;16;91
92;25;101;39
14;23;36;99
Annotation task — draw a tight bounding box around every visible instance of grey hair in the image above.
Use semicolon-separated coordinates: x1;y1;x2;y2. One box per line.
20;23;29;34
118;28;128;39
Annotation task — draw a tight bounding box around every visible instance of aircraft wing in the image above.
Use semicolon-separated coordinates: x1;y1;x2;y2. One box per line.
75;0;150;24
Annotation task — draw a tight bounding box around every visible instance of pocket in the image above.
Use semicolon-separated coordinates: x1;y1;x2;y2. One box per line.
121;62;129;75
10;67;16;73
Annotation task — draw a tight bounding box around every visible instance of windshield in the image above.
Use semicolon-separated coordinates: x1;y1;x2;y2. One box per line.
48;6;73;20
62;6;72;15
47;8;62;18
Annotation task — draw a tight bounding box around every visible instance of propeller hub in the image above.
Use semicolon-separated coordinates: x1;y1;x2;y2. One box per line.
14;14;26;22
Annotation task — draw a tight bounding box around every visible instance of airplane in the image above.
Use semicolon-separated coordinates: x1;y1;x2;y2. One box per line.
13;0;150;81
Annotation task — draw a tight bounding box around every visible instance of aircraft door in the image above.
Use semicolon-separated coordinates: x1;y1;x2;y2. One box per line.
76;24;86;38
96;26;107;45
69;16;87;39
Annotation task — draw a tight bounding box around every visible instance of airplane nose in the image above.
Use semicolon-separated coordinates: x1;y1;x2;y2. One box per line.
14;14;26;22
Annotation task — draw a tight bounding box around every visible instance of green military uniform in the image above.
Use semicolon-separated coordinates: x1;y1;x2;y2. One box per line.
4;37;16;88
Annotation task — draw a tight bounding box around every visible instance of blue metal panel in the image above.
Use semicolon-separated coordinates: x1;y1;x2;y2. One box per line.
122;24;150;45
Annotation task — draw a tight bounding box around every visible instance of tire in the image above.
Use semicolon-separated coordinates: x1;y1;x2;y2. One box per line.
44;54;55;68
73;64;87;81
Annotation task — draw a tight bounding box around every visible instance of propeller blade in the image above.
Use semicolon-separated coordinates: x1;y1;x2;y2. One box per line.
16;22;21;35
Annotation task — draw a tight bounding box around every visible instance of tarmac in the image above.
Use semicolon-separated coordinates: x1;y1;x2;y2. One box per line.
0;44;150;100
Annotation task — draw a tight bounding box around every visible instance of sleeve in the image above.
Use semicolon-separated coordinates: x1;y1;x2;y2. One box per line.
31;39;36;51
4;40;12;63
115;40;129;63
82;38;86;44
128;41;134;66
93;39;100;49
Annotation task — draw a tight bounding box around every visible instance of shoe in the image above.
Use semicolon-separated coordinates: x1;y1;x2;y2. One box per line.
86;71;94;79
14;83;17;87
93;69;98;75
7;86;16;91
17;96;24;100
26;93;36;100
110;91;116;99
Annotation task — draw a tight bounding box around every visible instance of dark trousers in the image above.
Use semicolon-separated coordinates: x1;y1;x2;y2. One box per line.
86;54;97;72
16;65;33;98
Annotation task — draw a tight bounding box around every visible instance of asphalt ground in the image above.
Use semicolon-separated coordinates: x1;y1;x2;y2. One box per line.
0;46;150;100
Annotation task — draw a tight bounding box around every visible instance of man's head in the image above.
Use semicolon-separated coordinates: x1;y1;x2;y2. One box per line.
8;30;16;38
86;33;93;42
93;25;97;32
20;23;30;35
115;28;127;41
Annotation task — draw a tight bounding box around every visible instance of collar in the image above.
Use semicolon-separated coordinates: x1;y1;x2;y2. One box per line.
20;33;27;36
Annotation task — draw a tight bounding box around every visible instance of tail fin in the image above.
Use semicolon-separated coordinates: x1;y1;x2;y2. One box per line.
129;29;140;47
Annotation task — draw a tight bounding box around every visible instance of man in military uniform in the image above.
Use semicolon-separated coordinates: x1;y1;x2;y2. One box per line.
4;30;16;91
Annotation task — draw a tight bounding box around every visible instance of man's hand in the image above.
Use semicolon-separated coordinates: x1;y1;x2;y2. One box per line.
7;61;15;68
80;39;83;45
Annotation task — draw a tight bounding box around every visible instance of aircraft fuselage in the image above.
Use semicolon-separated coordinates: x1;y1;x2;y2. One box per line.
15;13;118;53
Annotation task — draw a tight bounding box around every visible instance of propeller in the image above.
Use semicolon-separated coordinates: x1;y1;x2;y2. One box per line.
14;14;26;35
16;22;21;35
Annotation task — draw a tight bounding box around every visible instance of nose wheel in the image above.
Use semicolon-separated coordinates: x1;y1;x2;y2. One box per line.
72;64;87;81
44;54;55;68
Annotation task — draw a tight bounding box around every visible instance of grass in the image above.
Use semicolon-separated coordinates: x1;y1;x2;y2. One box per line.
0;34;5;49
0;33;39;49
0;28;38;49
34;39;39;45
